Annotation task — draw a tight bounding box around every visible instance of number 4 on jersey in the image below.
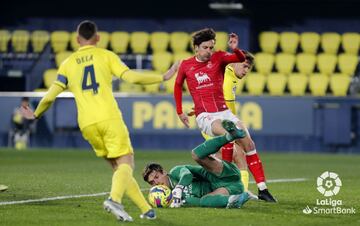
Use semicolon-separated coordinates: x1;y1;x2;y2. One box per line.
82;65;99;94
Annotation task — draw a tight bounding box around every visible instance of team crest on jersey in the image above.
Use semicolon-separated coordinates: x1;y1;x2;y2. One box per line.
195;72;211;84
207;62;213;68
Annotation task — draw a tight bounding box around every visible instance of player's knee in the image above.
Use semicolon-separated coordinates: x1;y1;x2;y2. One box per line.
246;140;256;151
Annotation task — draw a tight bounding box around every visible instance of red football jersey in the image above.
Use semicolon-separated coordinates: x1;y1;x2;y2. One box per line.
174;49;245;116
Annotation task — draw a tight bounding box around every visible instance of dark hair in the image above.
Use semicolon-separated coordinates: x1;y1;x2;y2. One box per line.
21;97;29;102
142;163;164;182
243;50;255;67
77;20;97;40
192;28;216;47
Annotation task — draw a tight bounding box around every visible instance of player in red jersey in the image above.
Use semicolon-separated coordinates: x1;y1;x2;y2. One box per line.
174;28;276;202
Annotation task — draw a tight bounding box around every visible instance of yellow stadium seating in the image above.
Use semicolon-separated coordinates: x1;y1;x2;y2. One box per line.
296;53;316;75
215;32;228;51
338;53;359;76
329;73;351;96
51;31;70;53
31;30;49;53
43;69;58;89
55;51;72;67
150;32;169;53
110;31;129;54
288;73;308;96
341;32;360;55
163;74;177;94
267;73;287;95
130;31;150;54
97;31;110;49
259;31;279;54
245;72;266;95
275;53;296;74
11;30;30;52
152;51;173;73
279;32;299;54
300;32;320;54
317;54;337;75
254;52;275;74
321;32;341;54
119;81;143;93
70;32;80;51
173;51;192;63
309;73;329;96
0;30;11;52
170;32;190;53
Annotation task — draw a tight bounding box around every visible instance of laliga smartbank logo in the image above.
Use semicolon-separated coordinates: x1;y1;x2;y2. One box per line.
302;171;356;215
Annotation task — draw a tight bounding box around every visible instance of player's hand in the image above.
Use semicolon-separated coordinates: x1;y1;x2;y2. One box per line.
170;185;184;208
178;113;190;128
228;33;239;51
20;105;36;120
163;61;181;81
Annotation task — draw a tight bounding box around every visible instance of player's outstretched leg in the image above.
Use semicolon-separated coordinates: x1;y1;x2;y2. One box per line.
221;120;247;140
103;198;133;222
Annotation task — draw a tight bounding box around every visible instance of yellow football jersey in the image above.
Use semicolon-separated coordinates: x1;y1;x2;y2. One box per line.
55;45;130;130
223;65;238;114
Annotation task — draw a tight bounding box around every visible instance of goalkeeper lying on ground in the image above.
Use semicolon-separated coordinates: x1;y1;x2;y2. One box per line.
142;120;258;208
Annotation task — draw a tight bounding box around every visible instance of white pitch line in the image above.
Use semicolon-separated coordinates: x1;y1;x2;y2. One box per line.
0;178;307;206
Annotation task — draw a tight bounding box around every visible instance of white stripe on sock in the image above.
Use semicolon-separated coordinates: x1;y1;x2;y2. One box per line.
246;149;257;156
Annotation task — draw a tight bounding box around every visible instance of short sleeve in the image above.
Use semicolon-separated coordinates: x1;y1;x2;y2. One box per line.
109;51;130;78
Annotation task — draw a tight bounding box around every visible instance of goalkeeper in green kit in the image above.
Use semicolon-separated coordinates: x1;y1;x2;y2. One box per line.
142;120;258;208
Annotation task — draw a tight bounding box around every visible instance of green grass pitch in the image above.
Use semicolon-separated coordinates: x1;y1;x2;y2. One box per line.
0;149;359;226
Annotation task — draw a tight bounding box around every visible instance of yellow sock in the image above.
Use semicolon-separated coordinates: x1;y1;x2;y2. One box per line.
240;170;249;191
110;164;132;203
126;177;152;214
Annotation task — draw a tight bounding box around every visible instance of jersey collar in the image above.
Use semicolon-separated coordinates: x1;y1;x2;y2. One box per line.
78;45;96;51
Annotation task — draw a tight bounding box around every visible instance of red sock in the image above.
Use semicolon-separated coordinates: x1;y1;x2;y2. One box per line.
246;152;266;183
221;143;233;162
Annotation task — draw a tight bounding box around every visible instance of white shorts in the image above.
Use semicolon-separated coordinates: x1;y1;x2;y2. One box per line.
196;110;240;137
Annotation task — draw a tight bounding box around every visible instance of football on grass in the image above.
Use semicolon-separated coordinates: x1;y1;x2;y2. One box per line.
148;185;173;208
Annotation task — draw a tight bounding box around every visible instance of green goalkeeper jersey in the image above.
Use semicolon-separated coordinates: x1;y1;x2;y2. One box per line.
168;163;243;199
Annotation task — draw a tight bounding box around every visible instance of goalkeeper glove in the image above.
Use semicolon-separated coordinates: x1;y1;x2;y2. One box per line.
170;185;184;208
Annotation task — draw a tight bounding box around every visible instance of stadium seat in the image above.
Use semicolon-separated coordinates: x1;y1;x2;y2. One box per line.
288;73;308;96
119;81;143;93
279;32;299;54
70;32;80;50
163;75;177;94
215;31;228;51
259;31;279;54
300;32;320;54
338;53;359;76
110;31;129;54
341;32;360;55
130;31;150;54
51;31;70;53
152;51;173;73
150;32;170;53
245;72;266;95
329;73;351;96
43;69;58;89
254;52;275;74
31;30;49;53
275;53;296;74
309;73;329;96
55;51;72;67
267;73;287;95
173;51;192;63
317;54;337;75
11;30;30;52
0;30;11;52
97;31;110;49
170;32;190;53
296;53;317;75
321;32;341;54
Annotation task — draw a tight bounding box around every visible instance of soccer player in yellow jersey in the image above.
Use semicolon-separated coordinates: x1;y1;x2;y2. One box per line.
21;20;179;222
